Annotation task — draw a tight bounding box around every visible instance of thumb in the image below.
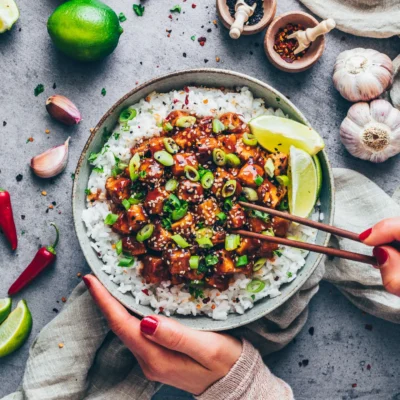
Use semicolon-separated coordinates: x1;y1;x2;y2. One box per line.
140;315;241;370
373;246;400;297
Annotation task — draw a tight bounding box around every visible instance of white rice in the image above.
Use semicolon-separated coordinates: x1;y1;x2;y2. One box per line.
82;87;318;320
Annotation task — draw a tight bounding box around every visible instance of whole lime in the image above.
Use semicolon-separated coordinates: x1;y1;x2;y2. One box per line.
47;0;123;62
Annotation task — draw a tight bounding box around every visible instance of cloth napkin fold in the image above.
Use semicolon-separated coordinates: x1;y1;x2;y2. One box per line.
3;168;400;400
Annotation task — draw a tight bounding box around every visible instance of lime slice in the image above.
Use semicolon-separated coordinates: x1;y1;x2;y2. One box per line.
313;155;323;199
0;300;32;358
288;146;318;218
0;0;19;33
249;115;325;156
0;298;12;324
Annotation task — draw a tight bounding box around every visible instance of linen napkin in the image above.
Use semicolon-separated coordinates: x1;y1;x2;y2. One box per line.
3;168;400;400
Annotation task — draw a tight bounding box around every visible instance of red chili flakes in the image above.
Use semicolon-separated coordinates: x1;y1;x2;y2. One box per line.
367;364;371;370
168;14;172;19
142;288;149;296
184;86;190;93
159;307;164;313
352;383;357;388
61;297;67;303
273;23;309;63
185;94;189;105
192;3;197;8
198;36;206;46
173;99;179;104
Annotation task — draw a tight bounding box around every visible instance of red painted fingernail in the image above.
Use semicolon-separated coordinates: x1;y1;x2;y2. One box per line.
83;276;91;289
373;247;389;266
140;317;158;335
359;228;372;241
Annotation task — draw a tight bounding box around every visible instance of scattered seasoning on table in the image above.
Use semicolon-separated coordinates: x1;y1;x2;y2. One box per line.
226;0;264;26
41;191;47;196
26;137;34;143
118;12;127;22
34;84;44;96
48;205;54;210
77;272;82;278
204;59;208;63
216;56;220;62
198;36;206;46
170;5;181;13
101;88;106;96
352;383;357;388
366;364;371;370
207;28;211;32
133;4;145;16
3;121;6;126
190;35;196;41
61;297;67;303
16;174;23;182
45;129;50;134
183;52;187;57
212;19;217;26
52;83;57;89
21;215;25;219
192;3;197;8
71;173;75;180
365;324;373;331
308;326;314;336
53;308;58;313
58;343;64;349
274;23;310;63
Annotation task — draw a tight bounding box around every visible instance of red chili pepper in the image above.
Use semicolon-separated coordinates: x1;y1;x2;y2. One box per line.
0;189;18;250
8;223;59;295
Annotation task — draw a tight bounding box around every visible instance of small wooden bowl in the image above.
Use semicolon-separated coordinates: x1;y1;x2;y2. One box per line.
264;11;325;73
217;0;277;36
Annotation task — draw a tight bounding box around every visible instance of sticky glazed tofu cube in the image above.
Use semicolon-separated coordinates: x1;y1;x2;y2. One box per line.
147;222;172;251
105;177;131;205
227;204;247;229
112;213;131;235
235;135;261;162
195;136;219;163
211;168;242;198
272;216;290;237
122;236;147;256
256;241;278;258
219;112;249;134
269;152;289;176
173;127;202;149
127;204;148;232
138;158;164;183
236;237;259;256
144;187;169;215
148;137;166;156
171;153;198;176
164;249;191;275
141;255;169;284
257;179;287;209
205;275;230;291
214;250;236;275
218;134;237;154
165;110;189;126
247;217;270;233
237;162;264;188
197;116;213;134
212;229;226;245
196;198;221;225
177;180;204;203
171;212;195;237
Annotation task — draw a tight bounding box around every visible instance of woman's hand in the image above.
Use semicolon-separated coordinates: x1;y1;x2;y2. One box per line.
360;217;400;296
83;275;242;395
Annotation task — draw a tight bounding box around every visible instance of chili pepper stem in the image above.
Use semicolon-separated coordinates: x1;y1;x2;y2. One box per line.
46;223;60;255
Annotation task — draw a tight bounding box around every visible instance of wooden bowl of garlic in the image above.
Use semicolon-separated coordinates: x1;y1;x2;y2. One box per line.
264;11;325;73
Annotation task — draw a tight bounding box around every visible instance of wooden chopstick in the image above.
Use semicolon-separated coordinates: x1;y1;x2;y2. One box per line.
233;230;376;265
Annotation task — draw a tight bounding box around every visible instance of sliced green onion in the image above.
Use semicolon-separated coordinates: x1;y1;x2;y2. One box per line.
136;224;155;242
154;150;174;166
129;153;141;181
212;118;225;134
225;234;241;251
253;258;267;272
223;198;233;211
163;122;173;132
165;178;178;192
184;165;200;181
242;187;258;201
171;234;191;248
122;199;131;211
222;179;237;198
171;203;188;221
167;194;181;209
254;175;264;186
115;240;123;255
264;158;275;178
201;171;214;189
262;228;275;237
205;254;219;266
196;227;213;239
196;237;213;248
212;148;226;166
119;108;137;124
278;200;289;211
129;191;145;205
104;213;118;225
243;133;258;146
246;279;266;293
163;137;179;154
226;153;241;167
276;175;290;186
236;255;248;267
118;257;135;267
217;212;227;222
176;116;196;128
189;256;200;269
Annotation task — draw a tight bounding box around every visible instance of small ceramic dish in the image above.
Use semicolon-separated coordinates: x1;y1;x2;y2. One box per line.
217;0;277;36
72;69;334;331
264;11;325;73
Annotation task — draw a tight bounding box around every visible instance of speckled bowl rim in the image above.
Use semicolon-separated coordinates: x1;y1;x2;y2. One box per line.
72;68;334;331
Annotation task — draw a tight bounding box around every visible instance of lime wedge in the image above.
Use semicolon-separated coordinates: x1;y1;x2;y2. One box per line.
313;155;323;199
0;298;12;324
0;300;32;358
0;0;19;33
249;115;325;156
288;146;318;218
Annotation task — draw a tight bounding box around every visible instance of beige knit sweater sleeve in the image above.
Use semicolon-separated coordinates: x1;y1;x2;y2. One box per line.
196;339;294;400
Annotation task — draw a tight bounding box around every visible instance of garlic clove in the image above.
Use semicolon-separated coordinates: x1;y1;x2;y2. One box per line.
46;95;81;125
31;138;70;178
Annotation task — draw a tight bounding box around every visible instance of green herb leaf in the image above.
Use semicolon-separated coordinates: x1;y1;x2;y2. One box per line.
133;4;145;16
205;254;218;266
223;198;233;212
70;173;75;180
101;88;107;96
85;189;91;195
139;170;146;178
191;35;196;41
170;4;181;12
273;250;283;258
93;166;104;173
251;209;270;222
287;272;293;278
104;213;118;225
88;152;99;163
113;132;120;140
34;84;44;96
161;217;172;230
118;12;127;22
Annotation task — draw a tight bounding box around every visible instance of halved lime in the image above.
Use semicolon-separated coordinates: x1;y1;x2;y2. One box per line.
0;0;19;33
0;300;32;358
288;146;318;218
313;154;323;199
249;115;325;156
0;298;12;324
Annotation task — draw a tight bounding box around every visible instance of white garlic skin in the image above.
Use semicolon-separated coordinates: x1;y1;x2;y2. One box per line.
30;138;70;178
333;48;393;102
340;100;400;163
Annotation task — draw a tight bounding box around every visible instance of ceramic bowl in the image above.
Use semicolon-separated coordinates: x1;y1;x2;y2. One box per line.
72;69;334;331
264;11;325;73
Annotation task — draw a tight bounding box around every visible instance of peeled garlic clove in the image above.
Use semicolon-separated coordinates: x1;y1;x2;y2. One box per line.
31;138;70;178
46;95;81;125
340;100;400;163
333;48;393;102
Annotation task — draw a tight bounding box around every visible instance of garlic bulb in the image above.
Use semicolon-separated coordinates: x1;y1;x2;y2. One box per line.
333;48;393;102
340;100;400;163
30;138;70;178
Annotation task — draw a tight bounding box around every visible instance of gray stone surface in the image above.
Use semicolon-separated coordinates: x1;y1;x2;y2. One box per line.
0;0;399;399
